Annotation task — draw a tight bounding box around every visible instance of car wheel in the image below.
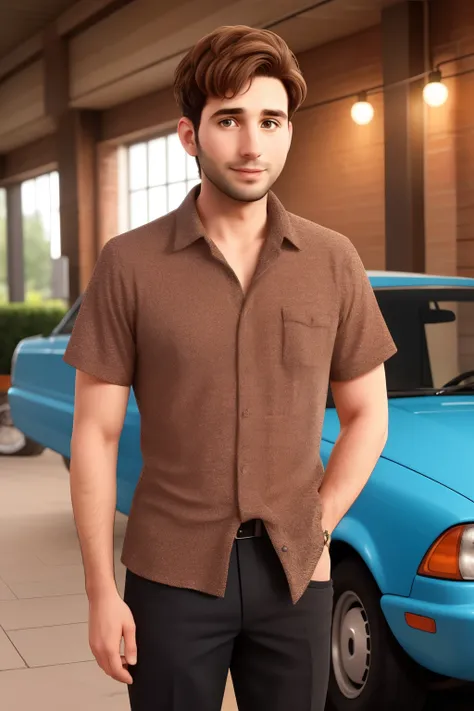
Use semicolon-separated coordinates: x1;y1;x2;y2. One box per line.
326;557;426;711
0;396;45;457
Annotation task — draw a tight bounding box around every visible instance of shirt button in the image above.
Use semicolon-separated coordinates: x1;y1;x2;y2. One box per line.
281;545;288;552
241;409;250;418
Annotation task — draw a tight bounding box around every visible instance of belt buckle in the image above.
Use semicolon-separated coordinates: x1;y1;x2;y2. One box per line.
236;519;262;539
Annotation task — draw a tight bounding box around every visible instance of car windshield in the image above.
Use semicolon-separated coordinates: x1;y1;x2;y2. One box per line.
375;287;474;397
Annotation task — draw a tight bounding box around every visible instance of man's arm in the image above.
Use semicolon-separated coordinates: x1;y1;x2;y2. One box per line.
319;363;389;535
69;370;130;599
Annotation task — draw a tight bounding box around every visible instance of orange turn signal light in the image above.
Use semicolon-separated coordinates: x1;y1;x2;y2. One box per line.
405;612;437;634
418;525;464;581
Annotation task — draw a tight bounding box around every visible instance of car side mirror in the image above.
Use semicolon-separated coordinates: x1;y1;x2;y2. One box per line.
421;307;456;324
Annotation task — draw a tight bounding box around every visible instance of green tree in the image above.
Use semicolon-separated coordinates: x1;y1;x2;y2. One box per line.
0;205;53;302
23;214;52;299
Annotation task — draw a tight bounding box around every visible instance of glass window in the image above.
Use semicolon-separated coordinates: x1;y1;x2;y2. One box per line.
128;143;148;191
126;132;200;229
167;133;187;184
186;152;200;180
148;138;166;186
149;187;167;220
59;305;79;334
130;190;148;229
168;182;187;211
376;288;474;394
21;171;61;303
53;298;81;336
326;287;474;409
0;189;6;303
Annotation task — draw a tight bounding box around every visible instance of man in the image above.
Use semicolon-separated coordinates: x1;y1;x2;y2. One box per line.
64;24;397;711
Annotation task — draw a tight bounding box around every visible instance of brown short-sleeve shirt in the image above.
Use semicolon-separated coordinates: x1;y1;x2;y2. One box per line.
63;186;397;604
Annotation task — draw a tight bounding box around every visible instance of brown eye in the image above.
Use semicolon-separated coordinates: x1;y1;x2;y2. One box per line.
219;119;236;128
262;120;279;129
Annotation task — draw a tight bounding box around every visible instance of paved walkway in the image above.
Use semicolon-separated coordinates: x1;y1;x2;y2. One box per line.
0;449;237;711
0;449;471;711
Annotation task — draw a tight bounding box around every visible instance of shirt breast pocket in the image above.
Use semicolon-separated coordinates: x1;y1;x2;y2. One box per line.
282;306;333;368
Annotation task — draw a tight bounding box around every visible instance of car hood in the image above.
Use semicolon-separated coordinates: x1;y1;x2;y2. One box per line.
384;395;474;502
323;394;474;502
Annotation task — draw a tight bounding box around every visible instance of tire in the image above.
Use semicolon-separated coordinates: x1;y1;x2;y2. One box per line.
326;557;427;711
0;395;45;457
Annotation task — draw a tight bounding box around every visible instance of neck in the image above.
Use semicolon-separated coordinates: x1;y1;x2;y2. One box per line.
196;176;268;246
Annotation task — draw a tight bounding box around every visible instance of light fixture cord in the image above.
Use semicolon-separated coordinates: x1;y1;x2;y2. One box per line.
423;0;432;74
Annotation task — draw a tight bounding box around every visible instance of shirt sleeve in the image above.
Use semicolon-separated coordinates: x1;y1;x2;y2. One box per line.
62;237;136;386
330;239;398;382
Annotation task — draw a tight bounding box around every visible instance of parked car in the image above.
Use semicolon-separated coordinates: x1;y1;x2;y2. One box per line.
8;270;474;710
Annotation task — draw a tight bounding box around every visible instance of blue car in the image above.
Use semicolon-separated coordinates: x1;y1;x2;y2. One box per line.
8;270;474;711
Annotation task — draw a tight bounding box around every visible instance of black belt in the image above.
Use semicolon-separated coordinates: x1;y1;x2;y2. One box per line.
236;519;264;539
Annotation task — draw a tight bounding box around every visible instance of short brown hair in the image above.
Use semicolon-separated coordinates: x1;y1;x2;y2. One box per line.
173;25;307;131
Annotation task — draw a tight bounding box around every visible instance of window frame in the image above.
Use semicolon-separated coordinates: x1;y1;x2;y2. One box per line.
51;296;82;336
325;285;474;407
124;131;200;230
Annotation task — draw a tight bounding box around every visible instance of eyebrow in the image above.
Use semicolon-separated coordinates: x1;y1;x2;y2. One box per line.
209;108;288;121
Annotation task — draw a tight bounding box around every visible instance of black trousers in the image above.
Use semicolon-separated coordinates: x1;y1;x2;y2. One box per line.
123;527;333;711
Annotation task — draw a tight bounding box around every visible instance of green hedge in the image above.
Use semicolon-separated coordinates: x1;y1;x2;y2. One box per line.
0;302;68;375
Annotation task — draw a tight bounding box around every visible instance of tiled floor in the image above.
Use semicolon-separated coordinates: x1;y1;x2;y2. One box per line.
0;449;237;711
1;449;472;711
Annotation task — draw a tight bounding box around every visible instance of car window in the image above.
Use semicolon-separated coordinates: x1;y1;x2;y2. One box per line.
375;288;474;393
326;287;474;407
60;308;79;335
52;298;82;336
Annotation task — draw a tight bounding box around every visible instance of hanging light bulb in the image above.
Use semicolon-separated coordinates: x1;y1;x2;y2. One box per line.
351;92;374;125
423;69;449;107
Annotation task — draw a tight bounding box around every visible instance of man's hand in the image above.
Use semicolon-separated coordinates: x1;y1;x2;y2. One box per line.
311;546;331;582
89;589;137;684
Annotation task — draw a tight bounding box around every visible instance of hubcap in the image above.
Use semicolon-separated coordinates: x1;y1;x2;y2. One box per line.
332;590;371;698
0;402;26;455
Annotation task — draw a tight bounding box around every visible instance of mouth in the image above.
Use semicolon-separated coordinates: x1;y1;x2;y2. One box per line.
231;168;265;175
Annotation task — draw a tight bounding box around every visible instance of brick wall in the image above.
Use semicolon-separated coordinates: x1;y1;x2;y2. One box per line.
93;1;474;284
428;0;474;369
275;26;385;269
426;0;474;279
95;25;386;269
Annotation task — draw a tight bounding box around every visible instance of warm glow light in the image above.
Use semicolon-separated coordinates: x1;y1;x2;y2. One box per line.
423;70;449;107
351;97;374;125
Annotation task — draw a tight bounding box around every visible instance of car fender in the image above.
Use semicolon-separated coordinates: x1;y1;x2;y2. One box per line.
321;439;474;597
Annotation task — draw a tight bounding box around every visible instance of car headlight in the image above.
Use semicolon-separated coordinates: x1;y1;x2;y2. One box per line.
418;524;474;581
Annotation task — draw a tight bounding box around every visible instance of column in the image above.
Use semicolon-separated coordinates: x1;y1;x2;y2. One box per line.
44;27;100;305
6;184;24;302
382;1;426;273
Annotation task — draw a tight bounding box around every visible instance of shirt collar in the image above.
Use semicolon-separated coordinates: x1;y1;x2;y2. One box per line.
172;184;303;252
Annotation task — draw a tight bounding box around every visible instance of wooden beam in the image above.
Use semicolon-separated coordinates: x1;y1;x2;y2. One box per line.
6;184;24;302
0;0;133;82
0;34;43;82
57;0;134;37
382;1;426;273
101;86;178;144
0;135;57;187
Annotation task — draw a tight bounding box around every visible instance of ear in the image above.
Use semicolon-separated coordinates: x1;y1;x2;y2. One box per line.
177;117;198;157
288;120;293;149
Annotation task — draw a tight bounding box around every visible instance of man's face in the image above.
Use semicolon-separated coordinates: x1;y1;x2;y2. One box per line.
187;76;293;203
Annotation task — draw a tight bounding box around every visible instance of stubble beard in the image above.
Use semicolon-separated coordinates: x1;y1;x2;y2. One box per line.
196;144;278;205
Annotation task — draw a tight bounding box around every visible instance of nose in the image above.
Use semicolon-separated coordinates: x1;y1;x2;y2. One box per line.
239;125;262;160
